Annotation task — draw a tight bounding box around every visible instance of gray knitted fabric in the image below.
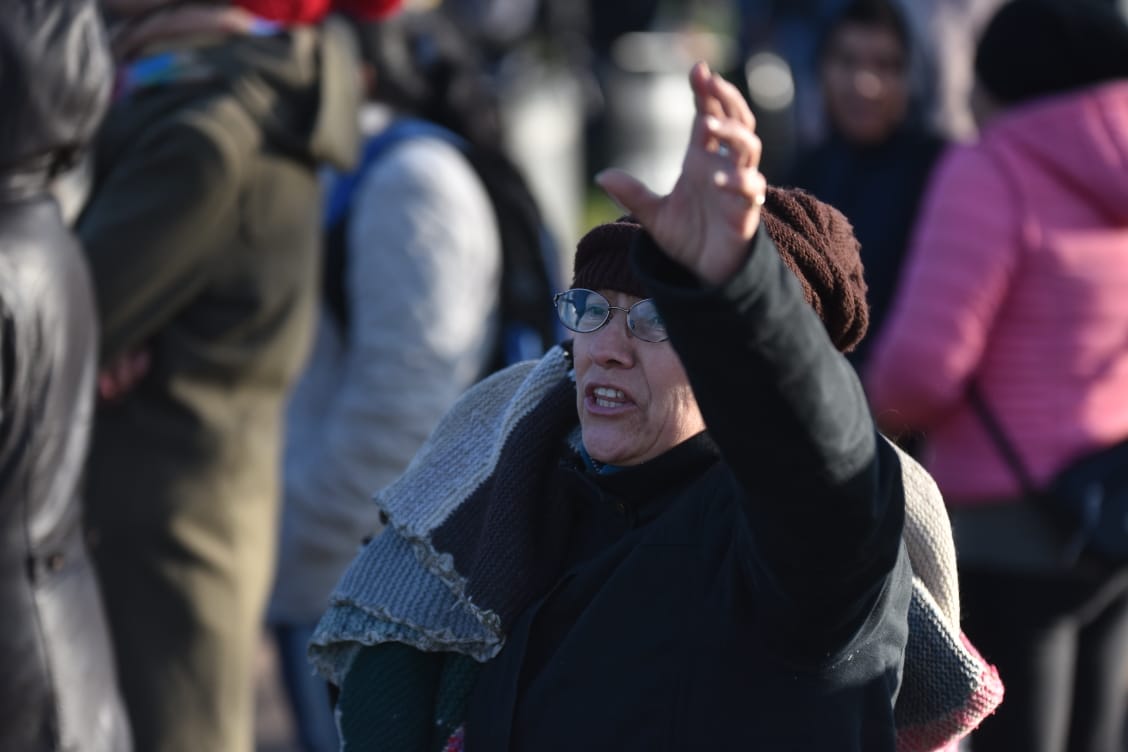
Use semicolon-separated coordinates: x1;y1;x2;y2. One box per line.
309;345;1002;750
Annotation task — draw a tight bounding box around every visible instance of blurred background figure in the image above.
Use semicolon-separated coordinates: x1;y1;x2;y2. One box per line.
898;0;1007;142
786;0;945;373
737;0;850;167
0;0;132;750
865;0;1128;749
265;8;557;751
75;1;400;751
438;0;595;271
733;0;1002;171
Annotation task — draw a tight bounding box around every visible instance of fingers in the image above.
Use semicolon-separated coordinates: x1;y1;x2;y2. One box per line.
98;350;152;402
691;62;726;124
701;114;762;169
709;68;756;131
690;62;762;180
712;164;768;207
595;168;663;226
690;62;756;133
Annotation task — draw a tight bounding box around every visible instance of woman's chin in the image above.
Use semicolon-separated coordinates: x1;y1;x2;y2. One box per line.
581;430;633;467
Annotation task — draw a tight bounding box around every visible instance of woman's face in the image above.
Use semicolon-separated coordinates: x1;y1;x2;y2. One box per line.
572;290;705;466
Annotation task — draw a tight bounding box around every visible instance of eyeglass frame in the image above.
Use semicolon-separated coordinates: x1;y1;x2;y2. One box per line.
552;288;669;343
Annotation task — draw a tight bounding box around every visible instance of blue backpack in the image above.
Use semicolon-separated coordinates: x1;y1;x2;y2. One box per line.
322;118;562;372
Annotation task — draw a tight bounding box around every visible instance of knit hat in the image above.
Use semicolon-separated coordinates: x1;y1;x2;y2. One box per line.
570;187;869;353
761;186;868;353
571;215;649;300
974;0;1128;106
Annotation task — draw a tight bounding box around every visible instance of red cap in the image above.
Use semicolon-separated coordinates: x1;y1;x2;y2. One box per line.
232;0;402;24
333;0;403;21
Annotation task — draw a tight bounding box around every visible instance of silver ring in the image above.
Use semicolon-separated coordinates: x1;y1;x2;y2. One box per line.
716;142;731;158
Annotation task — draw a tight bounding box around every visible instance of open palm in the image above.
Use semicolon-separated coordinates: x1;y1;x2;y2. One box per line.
597;62;767;285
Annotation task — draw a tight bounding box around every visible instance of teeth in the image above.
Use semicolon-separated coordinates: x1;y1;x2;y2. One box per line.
592;387;627;409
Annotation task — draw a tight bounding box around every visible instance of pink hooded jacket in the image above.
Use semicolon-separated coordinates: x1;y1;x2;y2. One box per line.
865;81;1128;505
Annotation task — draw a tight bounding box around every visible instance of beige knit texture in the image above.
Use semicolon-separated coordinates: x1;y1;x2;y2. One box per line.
893;440;960;629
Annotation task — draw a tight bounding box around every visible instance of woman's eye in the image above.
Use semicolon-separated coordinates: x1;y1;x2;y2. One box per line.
581;303;607;318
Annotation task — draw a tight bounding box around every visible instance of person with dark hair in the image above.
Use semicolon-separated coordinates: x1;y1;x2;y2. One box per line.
866;0;1128;749
307;62;1002;750
787;0;945;371
0;1;131;749
75;2;400;751
265;9;557;751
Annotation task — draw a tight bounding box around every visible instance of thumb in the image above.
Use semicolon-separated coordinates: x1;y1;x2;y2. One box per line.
595;169;662;225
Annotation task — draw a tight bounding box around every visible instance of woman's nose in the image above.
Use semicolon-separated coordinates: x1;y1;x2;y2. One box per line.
589;311;636;365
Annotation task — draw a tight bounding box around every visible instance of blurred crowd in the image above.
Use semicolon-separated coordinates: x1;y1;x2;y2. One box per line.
2;0;1127;751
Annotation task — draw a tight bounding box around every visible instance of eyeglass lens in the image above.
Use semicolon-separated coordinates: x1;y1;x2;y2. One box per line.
553;289;668;342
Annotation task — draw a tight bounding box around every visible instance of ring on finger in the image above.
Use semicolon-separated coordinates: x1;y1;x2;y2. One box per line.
716;141;731;158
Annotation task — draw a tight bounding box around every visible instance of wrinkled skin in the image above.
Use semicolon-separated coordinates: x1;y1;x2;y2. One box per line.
573;290;705;466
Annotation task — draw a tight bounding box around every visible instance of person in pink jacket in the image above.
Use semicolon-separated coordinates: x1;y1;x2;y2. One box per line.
865;1;1128;750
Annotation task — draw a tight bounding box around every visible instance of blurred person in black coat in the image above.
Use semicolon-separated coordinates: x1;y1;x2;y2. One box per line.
787;0;945;371
0;1;132;749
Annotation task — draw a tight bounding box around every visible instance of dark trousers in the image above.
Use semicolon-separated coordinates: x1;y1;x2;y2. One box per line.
273;624;339;752
960;566;1128;752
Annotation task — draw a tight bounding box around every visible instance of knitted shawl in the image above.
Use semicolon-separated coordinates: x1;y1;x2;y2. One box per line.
310;346;1003;751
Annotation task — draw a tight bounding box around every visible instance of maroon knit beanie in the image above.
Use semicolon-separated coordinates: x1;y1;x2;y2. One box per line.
571;215;648;299
570;187;869;352
761;186;869;352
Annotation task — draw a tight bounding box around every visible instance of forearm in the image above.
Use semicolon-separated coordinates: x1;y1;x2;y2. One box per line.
78;102;246;363
633;226;903;611
634;225;876;491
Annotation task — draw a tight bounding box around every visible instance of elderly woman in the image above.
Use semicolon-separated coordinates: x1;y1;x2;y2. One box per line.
311;63;999;750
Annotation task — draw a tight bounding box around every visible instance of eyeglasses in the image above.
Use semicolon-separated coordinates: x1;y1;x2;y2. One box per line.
553;288;668;343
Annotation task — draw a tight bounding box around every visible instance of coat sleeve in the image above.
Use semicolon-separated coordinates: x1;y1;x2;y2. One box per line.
632;226;906;659
864;144;1019;432
77;98;251;365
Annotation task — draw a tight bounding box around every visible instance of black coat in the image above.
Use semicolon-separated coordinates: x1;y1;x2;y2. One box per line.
463;228;912;750
0;196;132;751
789;126;945;368
0;1;130;748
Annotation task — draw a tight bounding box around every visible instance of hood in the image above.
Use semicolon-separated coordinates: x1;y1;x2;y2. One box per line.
177;14;362;171
0;0;111;177
986;80;1128;222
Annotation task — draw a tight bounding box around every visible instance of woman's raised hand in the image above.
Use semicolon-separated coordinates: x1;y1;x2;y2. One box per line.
596;62;767;286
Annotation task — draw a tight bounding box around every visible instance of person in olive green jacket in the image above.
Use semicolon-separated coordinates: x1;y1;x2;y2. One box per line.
76;2;396;750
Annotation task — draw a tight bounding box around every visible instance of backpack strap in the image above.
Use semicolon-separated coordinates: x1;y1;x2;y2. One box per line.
322;118;560;371
966;381;1039;496
324;118;465;229
321;118;466;335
